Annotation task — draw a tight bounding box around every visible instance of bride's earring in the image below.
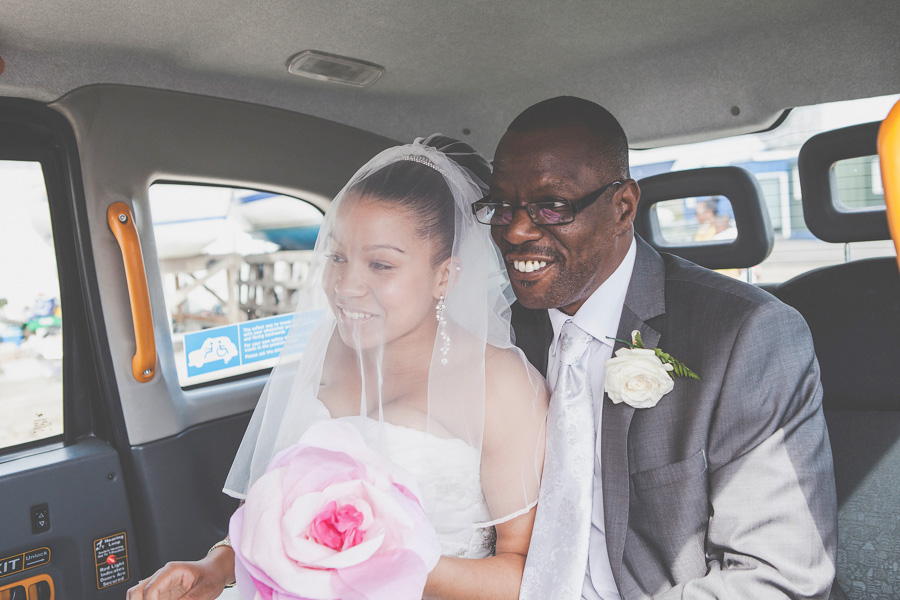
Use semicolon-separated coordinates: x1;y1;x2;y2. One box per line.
436;295;449;365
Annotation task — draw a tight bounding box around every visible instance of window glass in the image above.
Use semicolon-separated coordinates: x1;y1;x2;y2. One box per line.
630;93;899;284
149;183;324;387
833;156;885;211
0;160;63;450
652;197;736;245
651;196;753;282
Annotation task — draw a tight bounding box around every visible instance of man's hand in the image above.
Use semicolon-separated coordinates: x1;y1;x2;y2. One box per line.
126;546;234;600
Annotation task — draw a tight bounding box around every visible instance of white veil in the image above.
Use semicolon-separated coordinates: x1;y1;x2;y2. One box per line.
224;135;547;536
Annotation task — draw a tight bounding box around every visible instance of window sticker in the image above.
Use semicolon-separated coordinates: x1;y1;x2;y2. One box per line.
183;309;322;380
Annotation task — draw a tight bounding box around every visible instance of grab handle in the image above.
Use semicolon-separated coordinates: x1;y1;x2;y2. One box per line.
879;98;900;275
107;201;156;382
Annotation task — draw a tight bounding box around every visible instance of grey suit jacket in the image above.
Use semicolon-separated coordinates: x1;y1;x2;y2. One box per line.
512;237;837;600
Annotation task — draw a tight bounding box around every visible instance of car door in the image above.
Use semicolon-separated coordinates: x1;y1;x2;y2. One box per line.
0;98;138;600
0;85;394;598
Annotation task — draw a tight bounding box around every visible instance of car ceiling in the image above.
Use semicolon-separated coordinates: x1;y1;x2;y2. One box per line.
0;0;898;156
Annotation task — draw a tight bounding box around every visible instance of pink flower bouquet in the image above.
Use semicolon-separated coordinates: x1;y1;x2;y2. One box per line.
229;420;441;600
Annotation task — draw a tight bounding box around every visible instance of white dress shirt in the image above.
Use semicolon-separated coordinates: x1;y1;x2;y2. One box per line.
546;238;636;600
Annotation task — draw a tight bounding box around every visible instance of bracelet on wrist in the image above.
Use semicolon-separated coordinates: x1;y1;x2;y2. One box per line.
208;537;236;588
208;537;232;555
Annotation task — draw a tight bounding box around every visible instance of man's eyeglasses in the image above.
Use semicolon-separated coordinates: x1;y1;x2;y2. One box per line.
471;181;622;226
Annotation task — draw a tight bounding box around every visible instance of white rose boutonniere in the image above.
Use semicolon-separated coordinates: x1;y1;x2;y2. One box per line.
604;330;699;409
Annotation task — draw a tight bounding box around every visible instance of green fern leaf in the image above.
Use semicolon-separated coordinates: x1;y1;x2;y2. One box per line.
654;348;700;381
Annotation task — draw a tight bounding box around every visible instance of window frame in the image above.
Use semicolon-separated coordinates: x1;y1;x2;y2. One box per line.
0;99;111;457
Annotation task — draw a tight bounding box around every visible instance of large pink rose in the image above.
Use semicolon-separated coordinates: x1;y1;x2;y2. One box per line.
229;420;441;600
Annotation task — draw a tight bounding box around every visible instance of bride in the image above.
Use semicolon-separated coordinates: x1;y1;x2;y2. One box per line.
127;135;548;600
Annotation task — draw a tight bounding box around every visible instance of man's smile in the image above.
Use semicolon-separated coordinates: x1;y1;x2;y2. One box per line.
512;259;548;273
504;254;558;285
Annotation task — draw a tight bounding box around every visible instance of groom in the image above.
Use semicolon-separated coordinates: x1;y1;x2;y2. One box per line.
485;97;837;599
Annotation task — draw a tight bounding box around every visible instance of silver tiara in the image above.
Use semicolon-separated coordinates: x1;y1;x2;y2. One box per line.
399;154;449;176
399;154;463;192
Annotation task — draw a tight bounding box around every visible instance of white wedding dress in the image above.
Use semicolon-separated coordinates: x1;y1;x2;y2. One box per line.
216;403;498;600
343;416;497;559
308;398;499;559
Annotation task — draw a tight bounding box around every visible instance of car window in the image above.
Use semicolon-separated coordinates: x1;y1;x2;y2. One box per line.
0;160;63;450
149;183;324;387
630;93;899;284
652;197;738;244
833;155;884;211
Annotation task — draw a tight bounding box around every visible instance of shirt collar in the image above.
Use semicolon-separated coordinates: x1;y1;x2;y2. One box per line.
549;237;637;353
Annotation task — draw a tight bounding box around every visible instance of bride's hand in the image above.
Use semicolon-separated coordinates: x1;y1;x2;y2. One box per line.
126;546;235;600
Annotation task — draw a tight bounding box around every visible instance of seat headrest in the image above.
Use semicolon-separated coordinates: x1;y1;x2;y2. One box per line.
798;121;889;243
634;166;774;270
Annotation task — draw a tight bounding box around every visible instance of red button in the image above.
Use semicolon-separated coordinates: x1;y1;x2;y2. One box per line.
106;554;117;565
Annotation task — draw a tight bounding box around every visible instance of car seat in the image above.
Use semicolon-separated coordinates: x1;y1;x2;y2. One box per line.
773;121;900;600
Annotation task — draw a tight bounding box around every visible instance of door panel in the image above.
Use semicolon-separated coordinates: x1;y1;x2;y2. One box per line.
0;99;139;597
0;440;137;598
128;413;249;567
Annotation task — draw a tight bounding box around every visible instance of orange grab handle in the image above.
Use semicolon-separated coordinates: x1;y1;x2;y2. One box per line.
107;202;156;383
878;98;900;275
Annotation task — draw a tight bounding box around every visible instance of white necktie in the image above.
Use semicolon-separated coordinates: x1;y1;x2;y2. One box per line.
520;320;595;600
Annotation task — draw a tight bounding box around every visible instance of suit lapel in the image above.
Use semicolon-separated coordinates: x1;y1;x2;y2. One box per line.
602;237;666;584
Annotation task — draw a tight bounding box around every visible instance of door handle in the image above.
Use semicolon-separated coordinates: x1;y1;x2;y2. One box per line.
107;202;156;383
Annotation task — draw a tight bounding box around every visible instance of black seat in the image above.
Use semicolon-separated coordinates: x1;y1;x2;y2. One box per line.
772;122;900;600
776;257;900;411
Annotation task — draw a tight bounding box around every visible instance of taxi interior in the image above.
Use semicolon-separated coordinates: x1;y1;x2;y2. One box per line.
0;1;898;599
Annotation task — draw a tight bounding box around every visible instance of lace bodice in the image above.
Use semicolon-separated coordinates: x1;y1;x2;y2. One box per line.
340;414;497;559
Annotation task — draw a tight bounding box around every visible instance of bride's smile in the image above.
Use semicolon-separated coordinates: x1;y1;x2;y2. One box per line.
336;305;376;322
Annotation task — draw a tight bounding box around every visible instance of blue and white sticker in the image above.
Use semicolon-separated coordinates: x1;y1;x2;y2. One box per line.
183;310;322;378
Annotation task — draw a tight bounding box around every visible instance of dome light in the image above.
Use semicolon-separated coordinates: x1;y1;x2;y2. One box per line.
287;50;383;87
